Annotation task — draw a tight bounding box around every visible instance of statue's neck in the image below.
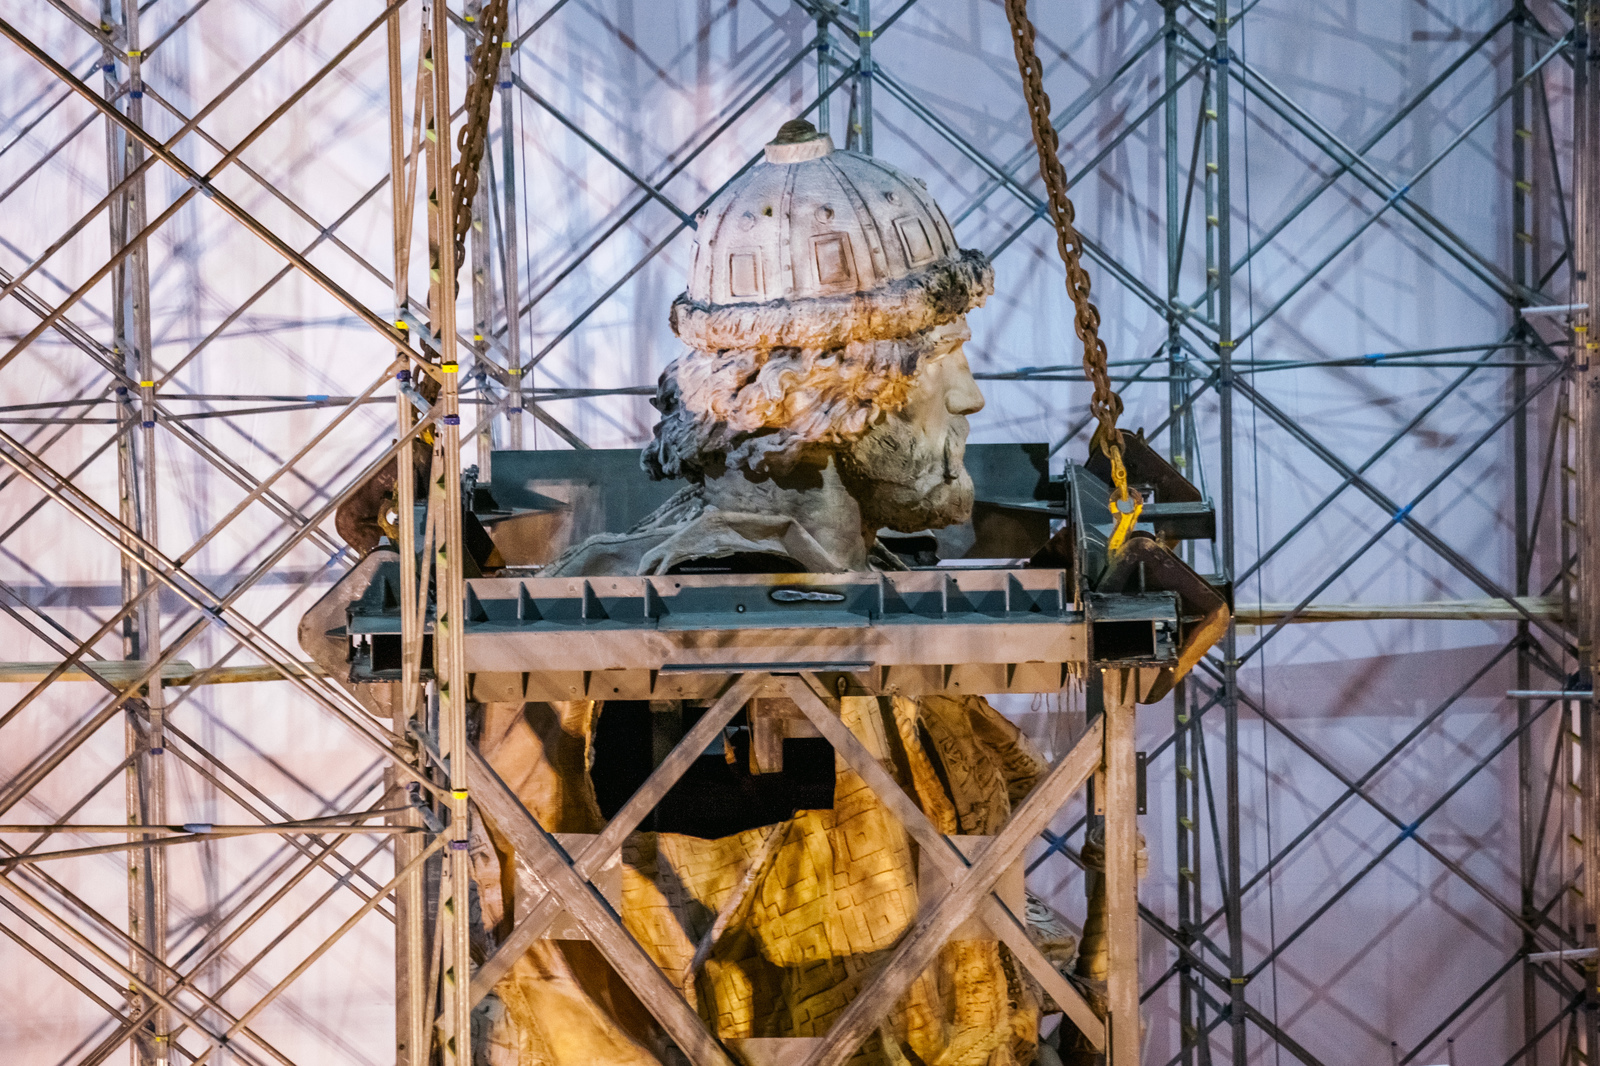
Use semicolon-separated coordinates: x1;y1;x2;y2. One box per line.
699;454;872;570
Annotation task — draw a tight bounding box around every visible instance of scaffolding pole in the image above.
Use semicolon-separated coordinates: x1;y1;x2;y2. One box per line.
386;1;428;1063
424;2;471;1063
1573;2;1600;1063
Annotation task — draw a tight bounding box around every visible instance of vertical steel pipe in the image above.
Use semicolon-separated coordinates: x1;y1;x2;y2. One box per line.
1164;7;1202;1064
500;35;523;449
1210;3;1246;1065
857;0;872;154
1572;0;1600;1056
427;3;473;1062
817;13;831;137
387;3;429;1063
1512;5;1540;1061
107;0;168;1060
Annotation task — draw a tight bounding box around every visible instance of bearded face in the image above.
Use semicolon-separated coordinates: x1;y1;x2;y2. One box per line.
837;318;985;533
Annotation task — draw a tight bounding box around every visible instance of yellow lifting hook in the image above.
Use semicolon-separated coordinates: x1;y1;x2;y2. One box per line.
1104;444;1144;554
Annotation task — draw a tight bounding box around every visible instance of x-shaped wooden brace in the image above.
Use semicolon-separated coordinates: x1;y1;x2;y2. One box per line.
463;669;1135;1066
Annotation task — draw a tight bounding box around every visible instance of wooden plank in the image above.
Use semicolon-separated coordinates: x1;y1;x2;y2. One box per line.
780;677;1107;1060
928;836;1102;1042
917;835;1025;941
1102;669;1140;1066
468;672;764;1002
537;833;622;939
464;744;735;1066
749;698;806;774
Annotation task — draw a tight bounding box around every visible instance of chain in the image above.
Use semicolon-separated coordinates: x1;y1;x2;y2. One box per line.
451;0;511;282
1002;0;1139;524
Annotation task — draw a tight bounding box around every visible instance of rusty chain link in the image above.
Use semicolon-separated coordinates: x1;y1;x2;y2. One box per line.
1002;0;1138;517
451;0;511;280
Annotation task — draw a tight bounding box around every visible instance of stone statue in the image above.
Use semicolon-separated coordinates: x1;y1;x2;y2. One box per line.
469;120;1077;1066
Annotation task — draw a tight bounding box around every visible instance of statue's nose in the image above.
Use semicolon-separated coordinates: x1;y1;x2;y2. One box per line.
945;354;985;416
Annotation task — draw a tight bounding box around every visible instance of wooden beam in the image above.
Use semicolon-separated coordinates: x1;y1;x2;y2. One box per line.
781;676;1107;1062
1102;668;1140;1066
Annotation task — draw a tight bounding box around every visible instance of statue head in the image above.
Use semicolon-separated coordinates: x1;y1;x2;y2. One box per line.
643;120;992;532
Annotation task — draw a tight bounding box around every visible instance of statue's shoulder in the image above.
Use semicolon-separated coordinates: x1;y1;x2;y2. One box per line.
541;484;910;577
540;485;709;577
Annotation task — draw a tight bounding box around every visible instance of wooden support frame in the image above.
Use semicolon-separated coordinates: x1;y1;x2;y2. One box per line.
450;663;1139;1066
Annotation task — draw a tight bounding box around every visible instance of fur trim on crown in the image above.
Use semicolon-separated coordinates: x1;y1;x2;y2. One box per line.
669;248;993;351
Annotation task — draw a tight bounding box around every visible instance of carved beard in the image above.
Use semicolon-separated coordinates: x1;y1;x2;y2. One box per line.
838;415;975;533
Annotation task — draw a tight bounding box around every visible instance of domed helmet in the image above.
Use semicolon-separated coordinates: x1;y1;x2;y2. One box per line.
670;119;993;350
646;120;992;481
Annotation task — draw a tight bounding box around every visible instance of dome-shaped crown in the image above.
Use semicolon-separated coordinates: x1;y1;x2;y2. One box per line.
670;120;992;352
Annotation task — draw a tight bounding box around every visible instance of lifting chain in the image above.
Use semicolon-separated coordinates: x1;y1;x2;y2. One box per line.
1002;0;1143;550
451;0;511;281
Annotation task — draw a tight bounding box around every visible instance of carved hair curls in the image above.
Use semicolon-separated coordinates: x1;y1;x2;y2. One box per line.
642;334;933;481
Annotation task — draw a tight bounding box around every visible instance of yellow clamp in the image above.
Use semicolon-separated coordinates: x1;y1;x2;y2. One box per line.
1103;443;1143;553
441;362;459;373
1107;494;1143;552
451;789;469;799
139;380;154;388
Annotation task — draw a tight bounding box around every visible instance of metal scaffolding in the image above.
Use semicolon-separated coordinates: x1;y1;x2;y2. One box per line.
0;1;1591;1064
